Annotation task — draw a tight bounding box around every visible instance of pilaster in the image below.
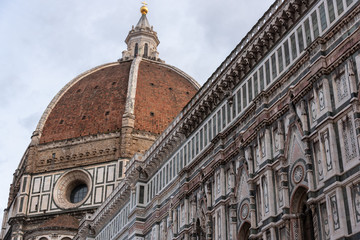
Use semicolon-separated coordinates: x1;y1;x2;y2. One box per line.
229;204;237;240
220;166;226;197
264;128;272;161
266;168;276;216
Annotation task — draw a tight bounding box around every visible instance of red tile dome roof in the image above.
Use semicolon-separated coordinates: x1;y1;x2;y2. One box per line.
37;59;199;144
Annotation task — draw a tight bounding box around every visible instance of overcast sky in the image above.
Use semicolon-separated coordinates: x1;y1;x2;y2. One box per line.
0;0;274;222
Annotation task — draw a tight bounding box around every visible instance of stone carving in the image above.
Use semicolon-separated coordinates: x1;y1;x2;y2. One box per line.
322;131;332;171
227;170;232;193
330;195;340;230
229;165;235;191
274;128;280;152
300;100;309;132
278;120;284;152
318;88;325;110
311;205;319;240
342;117;357;160
314;141;324;181
254;144;260;167
197;187;207;234
277;173;283;207
293;165;304;184
260;135;266;157
181;204;185;226
190;196;196;223
336;73;349;101
240;203;249;220
348;59;355;77
285;220;291;240
216;173;221;194
311;99;317;122
352;183;360;223
293;219;300;240
257;185;262;221
263;177;269;213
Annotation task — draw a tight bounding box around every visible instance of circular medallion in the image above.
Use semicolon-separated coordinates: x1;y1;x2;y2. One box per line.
240;203;249;220
53;169;92;209
293;165;304;184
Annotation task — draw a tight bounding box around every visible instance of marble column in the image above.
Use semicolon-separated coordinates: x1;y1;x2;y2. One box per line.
229;204;237;240
266;168;275;216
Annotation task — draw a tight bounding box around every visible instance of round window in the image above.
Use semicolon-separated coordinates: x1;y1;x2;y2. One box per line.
70;184;88;203
53;169;92;209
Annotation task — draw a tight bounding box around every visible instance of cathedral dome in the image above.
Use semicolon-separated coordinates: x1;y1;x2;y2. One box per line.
34;8;199;145
36;58;199;144
0;5;201;240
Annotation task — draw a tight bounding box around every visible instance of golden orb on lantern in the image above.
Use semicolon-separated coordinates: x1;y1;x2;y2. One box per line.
140;1;148;15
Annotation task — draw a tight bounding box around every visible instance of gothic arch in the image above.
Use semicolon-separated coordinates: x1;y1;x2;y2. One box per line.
134;43;139;57
289;186;315;240
237;221;251;240
290;185;308;214
144;43;149;57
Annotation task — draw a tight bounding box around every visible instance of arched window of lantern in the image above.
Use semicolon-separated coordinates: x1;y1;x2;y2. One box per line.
134;43;139;57
144;43;148;57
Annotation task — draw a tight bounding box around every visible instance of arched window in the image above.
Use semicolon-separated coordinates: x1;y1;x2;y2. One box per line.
39;237;48;240
61;238;72;240
143;43;148;57
134;43;138;57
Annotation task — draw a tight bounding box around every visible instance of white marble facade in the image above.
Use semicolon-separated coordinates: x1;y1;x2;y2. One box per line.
74;0;360;240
